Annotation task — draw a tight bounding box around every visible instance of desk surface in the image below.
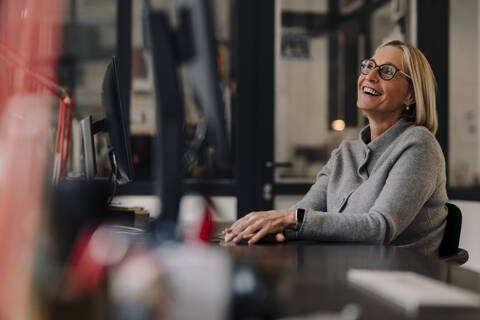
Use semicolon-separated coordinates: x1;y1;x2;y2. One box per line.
219;241;480;320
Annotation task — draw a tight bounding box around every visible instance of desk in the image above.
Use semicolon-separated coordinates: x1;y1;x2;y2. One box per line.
221;242;480;319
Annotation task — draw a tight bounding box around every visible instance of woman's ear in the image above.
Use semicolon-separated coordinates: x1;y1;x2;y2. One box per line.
403;88;415;106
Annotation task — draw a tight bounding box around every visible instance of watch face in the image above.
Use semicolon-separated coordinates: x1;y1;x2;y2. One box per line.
297;208;305;223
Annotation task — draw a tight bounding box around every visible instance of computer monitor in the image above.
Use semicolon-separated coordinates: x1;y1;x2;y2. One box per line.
79;56;134;185
143;0;230;228
176;0;230;169
144;7;185;223
102;56;134;184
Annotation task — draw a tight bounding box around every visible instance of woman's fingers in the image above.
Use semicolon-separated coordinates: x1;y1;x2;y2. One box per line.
229;213;255;234
225;226;257;243
231;212;264;236
248;225;271;244
224;210;294;243
224;232;235;242
225;231;283;244
236;218;265;239
275;232;286;242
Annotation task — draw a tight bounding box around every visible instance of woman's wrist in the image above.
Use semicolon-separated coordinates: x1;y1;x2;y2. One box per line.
292;208;305;230
288;209;298;228
286;209;303;230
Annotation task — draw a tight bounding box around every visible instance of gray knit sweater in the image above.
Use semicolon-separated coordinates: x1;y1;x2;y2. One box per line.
287;118;448;256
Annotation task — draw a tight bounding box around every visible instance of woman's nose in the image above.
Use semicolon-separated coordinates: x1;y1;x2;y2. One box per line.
365;68;380;82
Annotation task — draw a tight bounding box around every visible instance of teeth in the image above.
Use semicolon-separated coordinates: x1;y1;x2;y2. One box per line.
363;87;381;96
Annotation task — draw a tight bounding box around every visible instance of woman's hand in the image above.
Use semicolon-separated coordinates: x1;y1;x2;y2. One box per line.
223;209;297;244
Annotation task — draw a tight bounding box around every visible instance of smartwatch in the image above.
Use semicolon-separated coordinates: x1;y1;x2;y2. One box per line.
295;208;305;230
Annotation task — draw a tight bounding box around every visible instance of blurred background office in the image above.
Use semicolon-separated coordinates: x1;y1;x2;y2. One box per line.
2;0;480;319
1;0;480;291
48;0;480;271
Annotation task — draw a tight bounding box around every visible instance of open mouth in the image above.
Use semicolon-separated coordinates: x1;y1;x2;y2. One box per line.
363;86;382;96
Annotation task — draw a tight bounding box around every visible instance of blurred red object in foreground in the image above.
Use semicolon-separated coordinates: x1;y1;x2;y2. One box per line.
198;204;215;242
0;0;64;319
63;227;106;298
0;41;73;182
63;225;129;298
183;197;215;243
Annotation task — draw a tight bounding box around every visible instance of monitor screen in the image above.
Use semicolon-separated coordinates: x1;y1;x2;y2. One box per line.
143;0;230;226
144;7;185;222
176;0;230;169
101;56;134;184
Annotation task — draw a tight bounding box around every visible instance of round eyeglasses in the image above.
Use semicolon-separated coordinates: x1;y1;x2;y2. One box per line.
360;59;411;81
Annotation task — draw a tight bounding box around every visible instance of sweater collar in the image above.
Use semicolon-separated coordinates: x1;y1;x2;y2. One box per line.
359;118;413;152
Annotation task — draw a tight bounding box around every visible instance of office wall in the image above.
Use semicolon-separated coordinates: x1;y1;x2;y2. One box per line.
275;36;330;166
448;0;480;273
449;0;480;187
274;0;362;182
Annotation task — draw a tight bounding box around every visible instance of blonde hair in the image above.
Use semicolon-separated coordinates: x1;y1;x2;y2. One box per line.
377;40;438;134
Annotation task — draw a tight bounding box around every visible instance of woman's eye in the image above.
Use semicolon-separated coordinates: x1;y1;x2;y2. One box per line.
384;67;395;75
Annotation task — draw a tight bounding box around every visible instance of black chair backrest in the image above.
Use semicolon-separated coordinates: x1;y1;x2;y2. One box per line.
439;203;462;257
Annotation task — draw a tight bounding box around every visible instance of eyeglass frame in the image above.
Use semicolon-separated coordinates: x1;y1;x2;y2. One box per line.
360;59;411;81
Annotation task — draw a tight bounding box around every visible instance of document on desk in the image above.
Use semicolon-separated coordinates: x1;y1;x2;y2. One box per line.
347;269;480;315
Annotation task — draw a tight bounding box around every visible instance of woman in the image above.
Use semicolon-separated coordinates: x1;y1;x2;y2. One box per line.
224;40;448;256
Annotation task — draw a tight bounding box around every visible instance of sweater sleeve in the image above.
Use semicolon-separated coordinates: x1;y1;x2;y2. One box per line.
296;135;444;244
284;148;338;240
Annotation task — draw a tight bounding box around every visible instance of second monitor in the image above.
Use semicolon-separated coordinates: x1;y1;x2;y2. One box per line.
80;56;134;185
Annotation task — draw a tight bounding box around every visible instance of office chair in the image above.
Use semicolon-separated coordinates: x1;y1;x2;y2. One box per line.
438;203;469;265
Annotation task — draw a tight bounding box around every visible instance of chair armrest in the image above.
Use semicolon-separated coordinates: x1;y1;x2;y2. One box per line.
441;248;469;265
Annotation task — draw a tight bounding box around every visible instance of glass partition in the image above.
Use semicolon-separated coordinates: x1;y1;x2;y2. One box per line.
275;0;361;184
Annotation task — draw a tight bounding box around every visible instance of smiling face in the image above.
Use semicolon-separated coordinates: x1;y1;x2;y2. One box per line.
357;45;415;122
